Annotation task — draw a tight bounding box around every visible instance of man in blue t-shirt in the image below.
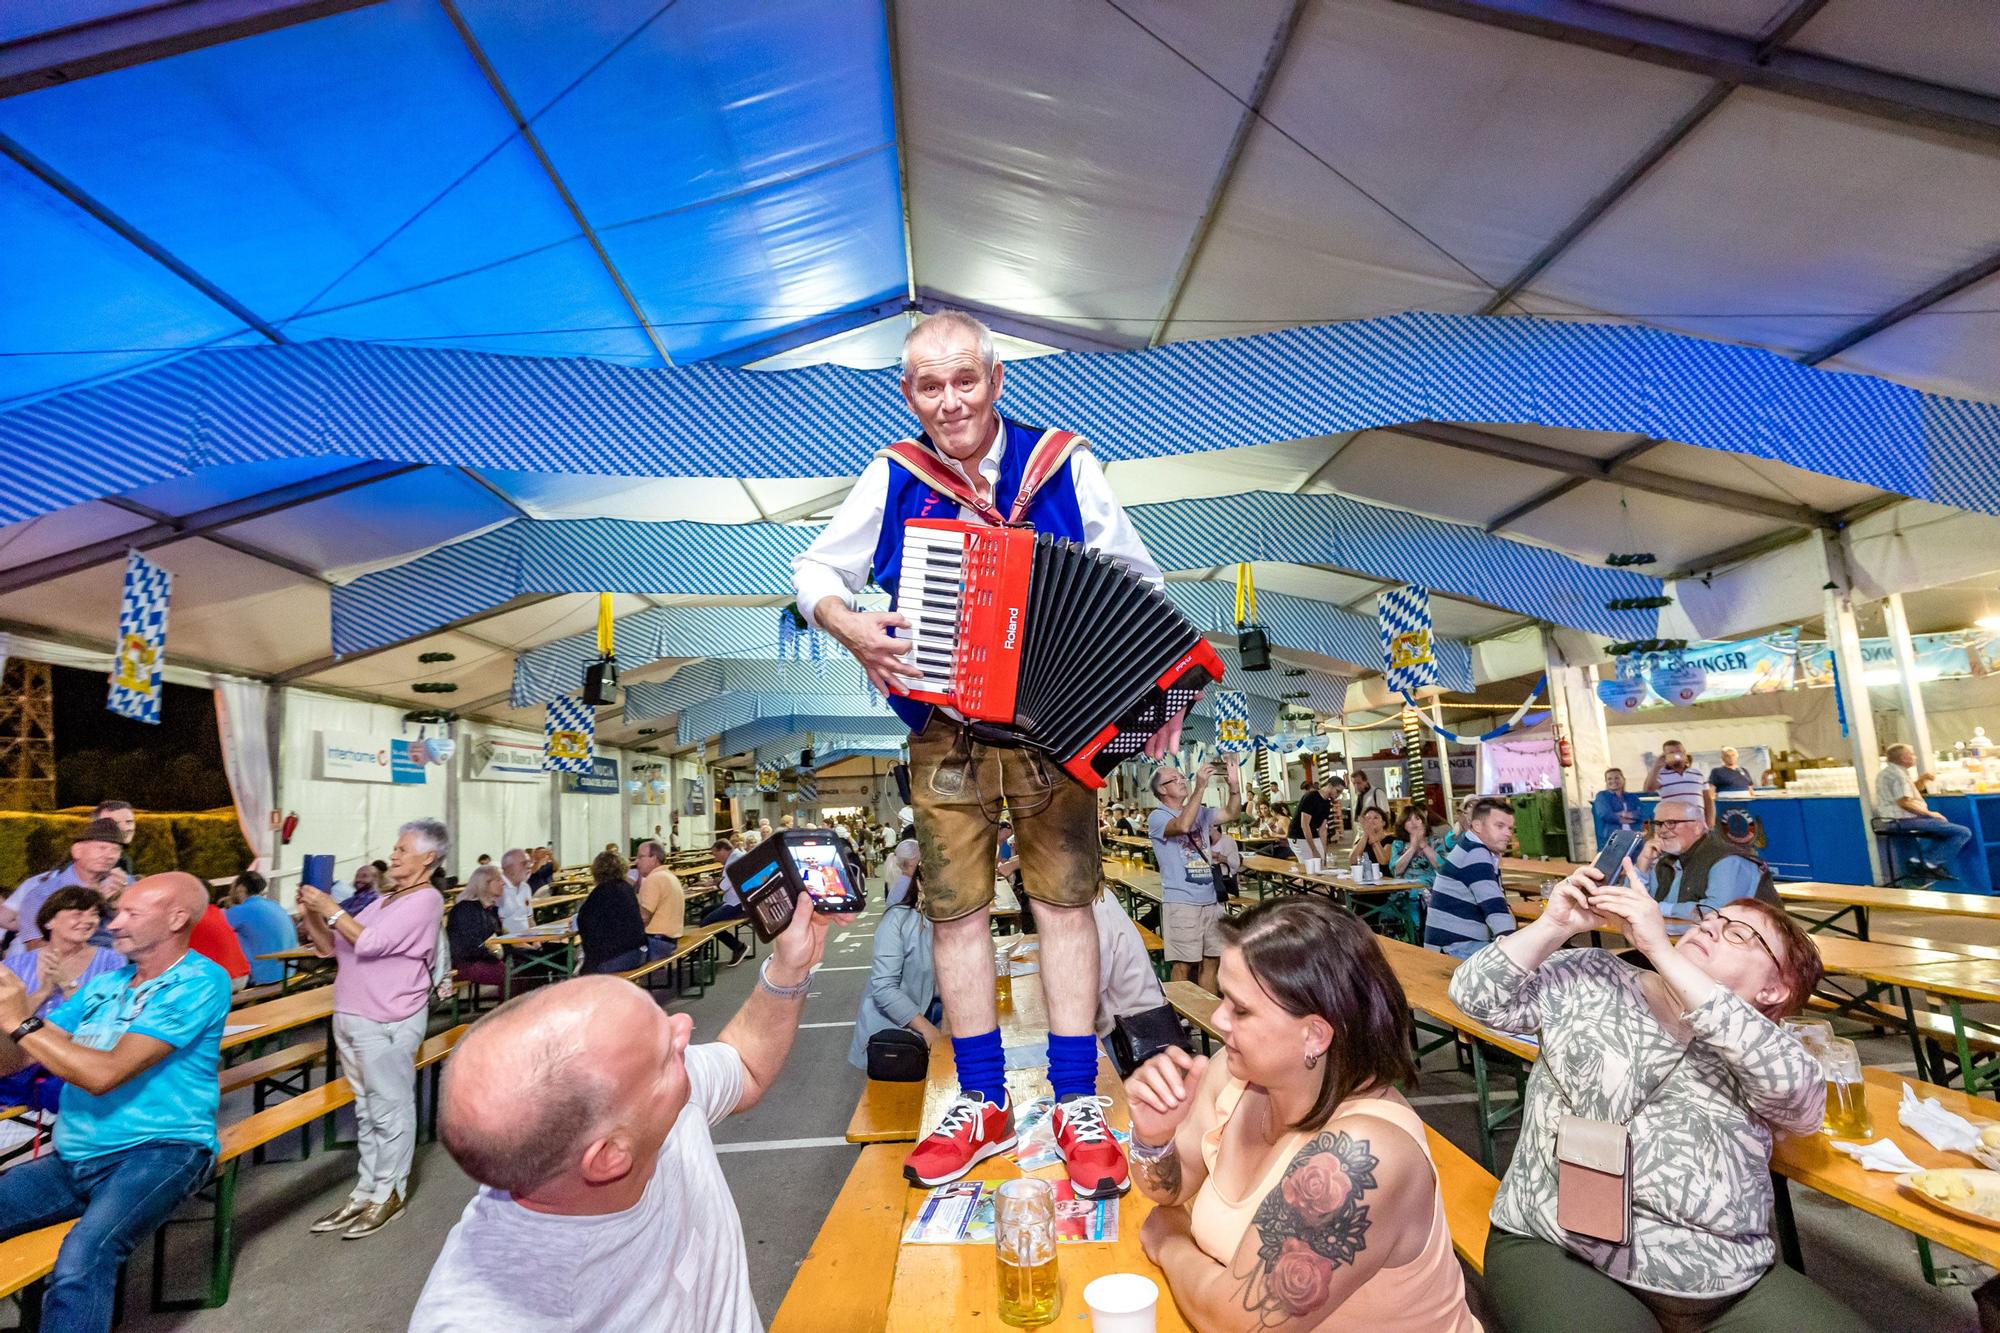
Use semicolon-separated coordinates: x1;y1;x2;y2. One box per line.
0;872;230;1332
1148;757;1242;993
225;871;298;986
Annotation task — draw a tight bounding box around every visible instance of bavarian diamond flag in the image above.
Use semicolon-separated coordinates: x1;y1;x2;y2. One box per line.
1212;690;1253;754
542;696;595;773
1377;584;1436;696
107;549;171;724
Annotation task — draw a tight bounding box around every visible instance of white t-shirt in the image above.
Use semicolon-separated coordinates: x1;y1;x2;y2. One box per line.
1654;764;1708;805
410;1043;758;1332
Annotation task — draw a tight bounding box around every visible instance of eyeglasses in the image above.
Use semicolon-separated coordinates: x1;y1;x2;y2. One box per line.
1692;904;1781;970
1655;818;1702;830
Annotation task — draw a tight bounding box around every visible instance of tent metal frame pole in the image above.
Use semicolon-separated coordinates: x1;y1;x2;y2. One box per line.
1431;693;1455;816
1882;592;1934;770
1821;534;1886;886
1392;0;2000;147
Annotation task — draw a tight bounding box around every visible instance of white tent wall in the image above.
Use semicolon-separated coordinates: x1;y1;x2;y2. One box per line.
275;690;449;906
454;721;556;877
556;747;625;868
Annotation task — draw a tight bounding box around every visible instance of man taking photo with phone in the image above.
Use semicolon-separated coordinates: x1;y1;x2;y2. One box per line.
1148;757;1241;993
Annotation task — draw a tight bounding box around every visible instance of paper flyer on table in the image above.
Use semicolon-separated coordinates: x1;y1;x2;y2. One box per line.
902;1181;1119;1244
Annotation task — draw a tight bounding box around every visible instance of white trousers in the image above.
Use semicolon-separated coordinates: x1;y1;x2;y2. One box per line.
334;1009;427;1204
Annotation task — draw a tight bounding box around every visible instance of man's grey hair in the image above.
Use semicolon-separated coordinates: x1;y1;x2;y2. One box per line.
1886;743;1915;761
1656;797;1706;825
636;840;665;863
439;996;616;1196
1150;764;1180;797
400;819;451;865
901;310;995;382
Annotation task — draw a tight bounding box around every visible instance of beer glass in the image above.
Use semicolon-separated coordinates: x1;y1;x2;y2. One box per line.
995;1178;1061;1326
1820;1036;1872;1139
1781;1017;1833;1058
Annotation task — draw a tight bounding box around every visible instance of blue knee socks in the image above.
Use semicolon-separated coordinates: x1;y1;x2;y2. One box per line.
1047;1032;1098;1104
952;1028;1007;1106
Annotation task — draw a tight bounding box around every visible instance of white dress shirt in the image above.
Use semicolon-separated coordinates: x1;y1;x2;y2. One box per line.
791;413;1163;626
497;876;534;936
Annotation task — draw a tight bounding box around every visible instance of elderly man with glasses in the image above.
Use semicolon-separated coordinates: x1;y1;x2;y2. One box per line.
1631;797;1778;931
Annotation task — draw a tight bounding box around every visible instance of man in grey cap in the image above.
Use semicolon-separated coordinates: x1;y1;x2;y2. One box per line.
2;819;126;956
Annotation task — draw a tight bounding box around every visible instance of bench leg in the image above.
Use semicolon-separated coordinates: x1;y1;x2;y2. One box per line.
1901;986;1933;1083
208;1161;238;1308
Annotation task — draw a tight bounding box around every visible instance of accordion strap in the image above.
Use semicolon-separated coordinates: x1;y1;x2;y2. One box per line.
879;427;1089;526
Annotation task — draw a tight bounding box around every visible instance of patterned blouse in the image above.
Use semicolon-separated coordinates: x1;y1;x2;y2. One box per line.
1447;945;1823;1297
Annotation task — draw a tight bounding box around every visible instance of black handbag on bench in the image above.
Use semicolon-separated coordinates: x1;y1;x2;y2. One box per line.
866;1026;929;1082
1107;1004;1195;1078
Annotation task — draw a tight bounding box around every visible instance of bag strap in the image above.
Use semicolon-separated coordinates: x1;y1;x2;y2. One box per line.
876;427;1089;527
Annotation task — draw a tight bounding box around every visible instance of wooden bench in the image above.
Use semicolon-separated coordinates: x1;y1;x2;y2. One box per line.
620;923;728;996
1165;979;1223;1052
847;1078;925;1144
1425;1124;1498;1274
0;1221;73;1321
230;982;285;1008
769;1143;904;1333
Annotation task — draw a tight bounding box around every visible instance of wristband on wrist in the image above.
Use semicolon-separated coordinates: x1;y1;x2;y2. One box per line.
757;957;814;999
1128;1134;1176;1161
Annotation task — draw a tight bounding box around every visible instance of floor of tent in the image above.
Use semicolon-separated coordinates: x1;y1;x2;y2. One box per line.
81;882;1990;1332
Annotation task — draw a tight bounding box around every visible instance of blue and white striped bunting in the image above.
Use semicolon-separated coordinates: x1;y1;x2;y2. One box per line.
7;314;1997;525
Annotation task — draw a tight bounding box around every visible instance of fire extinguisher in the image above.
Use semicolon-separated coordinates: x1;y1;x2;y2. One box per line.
1556;729;1574;769
280;812;299;845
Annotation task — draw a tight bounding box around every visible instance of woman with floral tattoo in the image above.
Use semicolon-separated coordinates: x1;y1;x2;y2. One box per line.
1448;862;1869;1332
1127;897;1479;1331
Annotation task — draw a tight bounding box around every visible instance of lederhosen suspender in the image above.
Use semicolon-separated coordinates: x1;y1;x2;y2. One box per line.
877;427;1089;527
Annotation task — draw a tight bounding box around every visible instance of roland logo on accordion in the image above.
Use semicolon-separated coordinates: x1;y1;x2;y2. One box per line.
893;519;1225;789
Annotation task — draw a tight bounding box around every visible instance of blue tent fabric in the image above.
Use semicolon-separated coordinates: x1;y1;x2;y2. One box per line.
351;493;1649;662
6;314;1997;527
509;583;1455;709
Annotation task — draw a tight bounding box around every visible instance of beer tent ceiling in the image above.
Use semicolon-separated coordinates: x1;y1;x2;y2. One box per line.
4;0;2000;751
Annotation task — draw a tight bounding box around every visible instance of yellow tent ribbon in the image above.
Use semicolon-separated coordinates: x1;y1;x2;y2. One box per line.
595;592;615;658
1233;563;1258;626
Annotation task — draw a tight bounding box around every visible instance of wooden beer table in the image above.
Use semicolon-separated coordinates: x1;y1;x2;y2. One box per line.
257;946;334;995
1865;958;2000;1096
492;925;580;998
1772;882;2000;940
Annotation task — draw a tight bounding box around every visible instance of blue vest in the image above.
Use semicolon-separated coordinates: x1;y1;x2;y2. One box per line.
872;417;1087;731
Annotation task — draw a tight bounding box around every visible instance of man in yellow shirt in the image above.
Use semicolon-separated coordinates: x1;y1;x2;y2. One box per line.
634;841;685;961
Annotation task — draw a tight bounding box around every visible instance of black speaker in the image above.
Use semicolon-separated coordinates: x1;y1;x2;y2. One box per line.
892;762;911;803
582;656;620;706
1237;625;1271;671
800;747;815;770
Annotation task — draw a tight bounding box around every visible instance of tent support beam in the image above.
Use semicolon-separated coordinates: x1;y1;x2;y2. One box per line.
1392;0;2000;147
1486;434;1663;531
913;289;1143;354
0;132;284;343
712;297;911;368
1478;84;1732;316
1802;245;2000;365
1668;494;1904;581
0;0;384;100
1147;0;1311;346
1389;421;1824;527
884;0;917;303
0;462;420;596
274;592;566;683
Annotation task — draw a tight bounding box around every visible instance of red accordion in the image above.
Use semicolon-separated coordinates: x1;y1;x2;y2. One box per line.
892;519;1224;787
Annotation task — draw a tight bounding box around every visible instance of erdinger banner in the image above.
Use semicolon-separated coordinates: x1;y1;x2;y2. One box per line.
543;697;594;774
108;549;170;724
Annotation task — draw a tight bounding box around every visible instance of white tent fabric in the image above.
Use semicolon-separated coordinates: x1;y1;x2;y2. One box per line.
212;676;276;871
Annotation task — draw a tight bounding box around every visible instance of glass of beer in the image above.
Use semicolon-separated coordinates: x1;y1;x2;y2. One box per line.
994;941;1015;1008
995;1178;1061;1327
1781;1017;1833;1058
1820;1036;1872;1139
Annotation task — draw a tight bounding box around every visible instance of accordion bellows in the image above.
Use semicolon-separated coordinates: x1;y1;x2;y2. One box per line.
895;520;1224;787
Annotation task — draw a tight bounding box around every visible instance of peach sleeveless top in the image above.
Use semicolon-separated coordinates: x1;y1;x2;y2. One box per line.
1189;1080;1480;1332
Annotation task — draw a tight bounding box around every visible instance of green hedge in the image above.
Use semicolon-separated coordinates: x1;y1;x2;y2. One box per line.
0;809;251;887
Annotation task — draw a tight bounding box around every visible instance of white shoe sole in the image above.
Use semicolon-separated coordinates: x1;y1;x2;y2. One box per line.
902;1133;1018;1188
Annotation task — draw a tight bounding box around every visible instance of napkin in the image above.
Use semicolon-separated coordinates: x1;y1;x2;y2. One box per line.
1831;1138;1924;1174
1900;1083;1981;1154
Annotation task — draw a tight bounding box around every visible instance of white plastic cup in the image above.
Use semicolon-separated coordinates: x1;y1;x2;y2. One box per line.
1083;1273;1159;1332
1304;857;1322;875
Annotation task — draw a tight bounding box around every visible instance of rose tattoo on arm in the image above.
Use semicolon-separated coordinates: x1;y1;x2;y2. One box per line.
1238;1131;1378;1327
1134;1146;1183;1200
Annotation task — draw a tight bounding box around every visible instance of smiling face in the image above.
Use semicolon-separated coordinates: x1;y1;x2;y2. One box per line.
47;905;100;949
1604;768;1626;792
1652;798;1706;855
900;322;1003;464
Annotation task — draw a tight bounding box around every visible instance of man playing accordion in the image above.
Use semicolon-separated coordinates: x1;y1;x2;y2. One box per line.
793;310;1184;1199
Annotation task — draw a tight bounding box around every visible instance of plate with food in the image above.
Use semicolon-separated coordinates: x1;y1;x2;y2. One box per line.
1898;1169;2000;1228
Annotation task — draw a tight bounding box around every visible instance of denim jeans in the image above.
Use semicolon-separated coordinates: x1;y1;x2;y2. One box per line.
698;902;747;958
0;1140;211;1331
1887;816;1973;873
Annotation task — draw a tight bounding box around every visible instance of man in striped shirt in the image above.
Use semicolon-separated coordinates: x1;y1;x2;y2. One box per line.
1646;738;1714;824
1424;797;1518;959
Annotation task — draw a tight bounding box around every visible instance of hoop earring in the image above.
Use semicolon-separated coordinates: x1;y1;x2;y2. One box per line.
1304;1050;1322;1070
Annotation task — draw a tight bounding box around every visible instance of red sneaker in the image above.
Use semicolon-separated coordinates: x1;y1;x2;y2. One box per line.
902;1092;1016;1188
1051;1094;1129;1199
